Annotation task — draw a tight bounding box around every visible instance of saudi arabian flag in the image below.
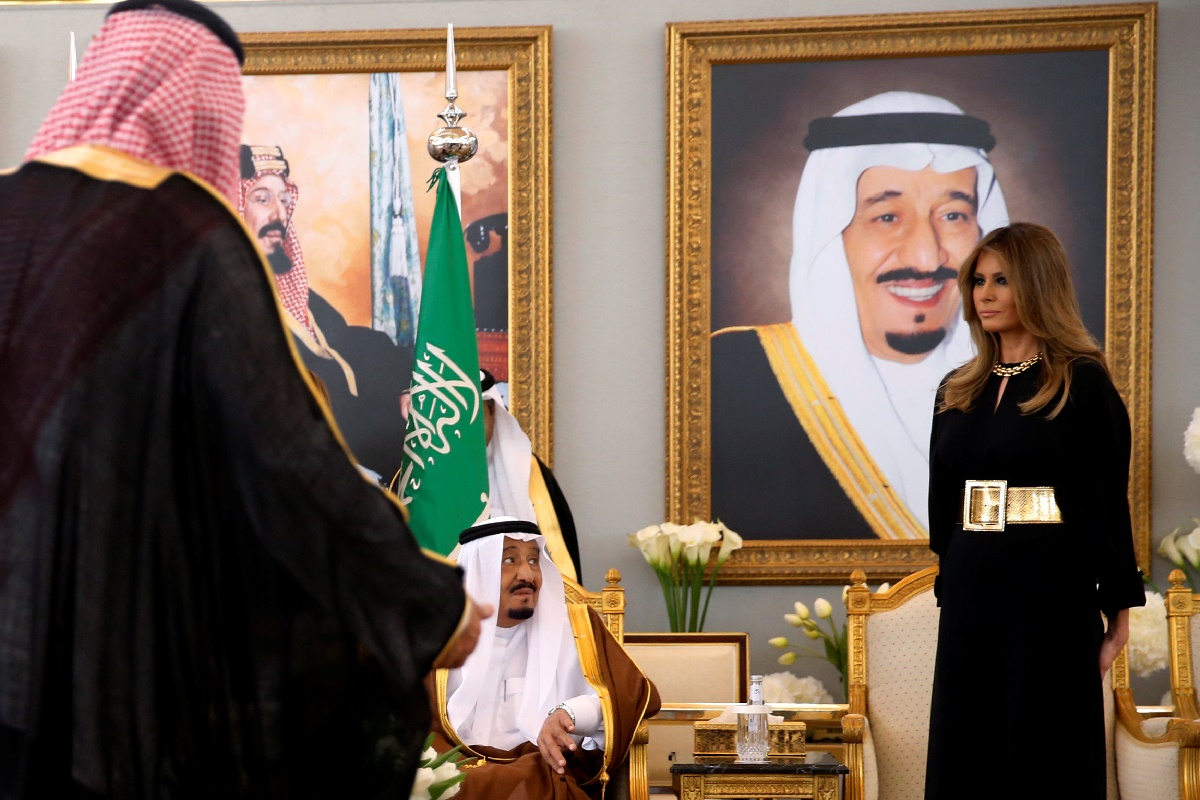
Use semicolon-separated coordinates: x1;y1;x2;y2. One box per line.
396;166;489;554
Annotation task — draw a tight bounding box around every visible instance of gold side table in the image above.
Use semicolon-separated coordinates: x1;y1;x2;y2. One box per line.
671;754;847;800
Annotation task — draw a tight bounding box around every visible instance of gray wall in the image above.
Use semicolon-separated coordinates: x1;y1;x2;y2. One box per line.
2;0;1196;703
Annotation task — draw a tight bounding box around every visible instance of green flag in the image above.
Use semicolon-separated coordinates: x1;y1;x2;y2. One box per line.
396;167;489;554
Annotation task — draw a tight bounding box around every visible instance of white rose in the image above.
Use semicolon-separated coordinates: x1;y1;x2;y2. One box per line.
789;674;834;704
1127;592;1168;678
760;671;834;704
1184;407;1200;474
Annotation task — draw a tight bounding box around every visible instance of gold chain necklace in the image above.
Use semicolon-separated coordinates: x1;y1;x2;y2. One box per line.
991;351;1042;377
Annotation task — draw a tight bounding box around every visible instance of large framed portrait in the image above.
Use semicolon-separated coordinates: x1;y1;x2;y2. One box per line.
665;5;1155;583
240;26;553;483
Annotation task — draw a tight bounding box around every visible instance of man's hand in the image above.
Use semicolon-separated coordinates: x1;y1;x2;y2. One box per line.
1099;608;1130;678
537;709;577;775
434;597;493;670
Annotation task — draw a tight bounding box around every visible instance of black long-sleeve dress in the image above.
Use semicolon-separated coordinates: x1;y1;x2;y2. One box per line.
924;358;1144;800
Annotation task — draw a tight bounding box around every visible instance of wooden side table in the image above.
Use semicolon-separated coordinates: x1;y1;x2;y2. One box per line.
670;755;847;800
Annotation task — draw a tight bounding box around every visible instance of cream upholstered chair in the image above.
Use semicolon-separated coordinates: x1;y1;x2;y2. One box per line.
1113;568;1200;799
621;631;749;792
561;569;651;800
839;565;1132;800
841;566;940;800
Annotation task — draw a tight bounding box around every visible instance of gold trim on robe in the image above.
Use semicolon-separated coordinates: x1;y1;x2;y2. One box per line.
529;455;578;583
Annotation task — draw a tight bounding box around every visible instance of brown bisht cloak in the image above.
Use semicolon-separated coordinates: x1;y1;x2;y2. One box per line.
432;605;659;800
0;145;467;799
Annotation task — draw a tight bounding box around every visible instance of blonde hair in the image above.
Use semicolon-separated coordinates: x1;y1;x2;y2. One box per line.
941;222;1106;419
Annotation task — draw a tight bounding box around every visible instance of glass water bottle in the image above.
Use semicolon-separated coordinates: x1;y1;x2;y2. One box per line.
736;674;770;762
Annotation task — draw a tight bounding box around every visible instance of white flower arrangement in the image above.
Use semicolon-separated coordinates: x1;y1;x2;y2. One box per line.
761;670;834;704
1126;591;1169;678
768;582;890;703
409;735;468;800
627;519;743;632
1184;407;1200;474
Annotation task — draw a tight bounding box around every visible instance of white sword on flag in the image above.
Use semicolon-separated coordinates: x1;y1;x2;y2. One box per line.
427;23;478;212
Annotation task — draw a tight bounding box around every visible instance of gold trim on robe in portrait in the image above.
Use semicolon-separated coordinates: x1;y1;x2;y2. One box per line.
749;322;925;541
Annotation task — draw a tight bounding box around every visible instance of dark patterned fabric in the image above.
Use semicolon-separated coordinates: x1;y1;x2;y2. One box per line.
0;158;465;799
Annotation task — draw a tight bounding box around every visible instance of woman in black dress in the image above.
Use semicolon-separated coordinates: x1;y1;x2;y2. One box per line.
923;223;1145;799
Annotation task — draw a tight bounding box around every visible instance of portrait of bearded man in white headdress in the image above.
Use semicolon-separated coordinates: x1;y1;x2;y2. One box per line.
711;90;1010;541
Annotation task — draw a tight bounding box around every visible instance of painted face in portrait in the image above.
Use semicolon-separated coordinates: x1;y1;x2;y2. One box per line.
783;91;1010;529
496;536;542;627
842;165;981;363
243;173;295;261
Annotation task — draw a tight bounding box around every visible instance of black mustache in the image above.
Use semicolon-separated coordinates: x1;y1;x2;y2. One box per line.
257;221;287;238
876;265;958;284
509;581;537;594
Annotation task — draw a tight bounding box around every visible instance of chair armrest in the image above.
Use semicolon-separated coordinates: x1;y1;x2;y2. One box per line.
842;713;866;800
625;721;650;800
1116;689;1192;746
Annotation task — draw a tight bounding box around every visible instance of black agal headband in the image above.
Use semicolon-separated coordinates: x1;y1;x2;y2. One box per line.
459;519;541;546
803;112;996;152
108;0;245;66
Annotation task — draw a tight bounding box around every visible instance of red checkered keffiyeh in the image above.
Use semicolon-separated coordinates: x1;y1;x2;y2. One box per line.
238;160;313;335
25;8;244;202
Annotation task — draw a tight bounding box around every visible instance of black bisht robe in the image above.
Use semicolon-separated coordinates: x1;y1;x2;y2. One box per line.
297;291;411;484
534;455;583;580
924;359;1145;800
710;328;874;539
0;149;466;799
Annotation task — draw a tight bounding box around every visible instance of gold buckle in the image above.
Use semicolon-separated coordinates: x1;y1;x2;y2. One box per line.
962;480;1008;532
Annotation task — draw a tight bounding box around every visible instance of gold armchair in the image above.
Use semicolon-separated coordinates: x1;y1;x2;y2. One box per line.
841;566;940;800
1113;568;1200;799
561;569;651;800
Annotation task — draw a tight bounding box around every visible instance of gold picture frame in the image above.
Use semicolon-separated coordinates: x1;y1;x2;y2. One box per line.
665;5;1155;584
241;26;554;459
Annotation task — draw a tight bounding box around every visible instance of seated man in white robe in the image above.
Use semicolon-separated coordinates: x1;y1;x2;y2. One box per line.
431;517;658;799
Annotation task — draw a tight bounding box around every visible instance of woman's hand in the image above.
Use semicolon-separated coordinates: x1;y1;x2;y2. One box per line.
1099;608;1129;677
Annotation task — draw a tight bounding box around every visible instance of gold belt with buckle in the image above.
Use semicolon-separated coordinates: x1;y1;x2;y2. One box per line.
959;480;1062;531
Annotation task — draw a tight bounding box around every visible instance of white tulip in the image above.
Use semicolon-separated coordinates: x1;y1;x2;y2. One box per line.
409;766;434;800
814;598;833;619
